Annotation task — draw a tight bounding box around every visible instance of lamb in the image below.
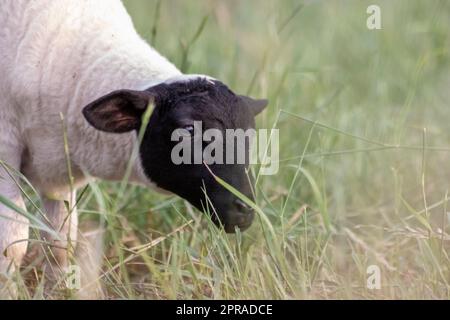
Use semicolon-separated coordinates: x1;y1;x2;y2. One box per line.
0;0;267;291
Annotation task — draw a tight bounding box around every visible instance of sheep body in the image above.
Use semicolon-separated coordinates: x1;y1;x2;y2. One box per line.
0;0;182;285
1;0;181;192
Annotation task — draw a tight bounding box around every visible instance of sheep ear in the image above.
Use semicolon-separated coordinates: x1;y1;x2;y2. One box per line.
239;95;268;116
82;90;155;133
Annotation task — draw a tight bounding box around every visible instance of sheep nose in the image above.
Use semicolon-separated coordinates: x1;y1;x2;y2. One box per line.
234;199;252;214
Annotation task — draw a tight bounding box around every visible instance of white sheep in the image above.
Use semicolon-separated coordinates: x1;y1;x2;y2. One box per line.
0;0;267;293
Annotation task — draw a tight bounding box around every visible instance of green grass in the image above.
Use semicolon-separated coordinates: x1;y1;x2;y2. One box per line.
5;0;450;299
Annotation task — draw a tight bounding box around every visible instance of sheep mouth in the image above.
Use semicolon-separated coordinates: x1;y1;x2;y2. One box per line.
209;210;255;233
223;221;253;233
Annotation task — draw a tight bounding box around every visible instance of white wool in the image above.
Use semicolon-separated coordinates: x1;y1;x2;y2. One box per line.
0;0;205;280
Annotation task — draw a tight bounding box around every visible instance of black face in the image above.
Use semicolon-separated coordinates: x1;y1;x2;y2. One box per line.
83;77;267;233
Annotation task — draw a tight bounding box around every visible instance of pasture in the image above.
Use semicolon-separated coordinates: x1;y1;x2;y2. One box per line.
7;0;450;299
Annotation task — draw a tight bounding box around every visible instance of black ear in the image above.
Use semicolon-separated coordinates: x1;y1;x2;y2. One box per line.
239;95;268;116
82;89;154;133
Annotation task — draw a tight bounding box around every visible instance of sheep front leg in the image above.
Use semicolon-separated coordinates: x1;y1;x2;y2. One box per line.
0;155;29;298
26;191;78;281
42;192;78;268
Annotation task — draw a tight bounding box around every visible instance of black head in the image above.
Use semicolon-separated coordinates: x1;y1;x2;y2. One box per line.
82;77;268;233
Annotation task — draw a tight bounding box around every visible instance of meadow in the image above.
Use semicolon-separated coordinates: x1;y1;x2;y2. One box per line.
9;0;450;299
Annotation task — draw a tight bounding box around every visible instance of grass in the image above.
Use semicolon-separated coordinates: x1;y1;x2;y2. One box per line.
2;0;450;299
